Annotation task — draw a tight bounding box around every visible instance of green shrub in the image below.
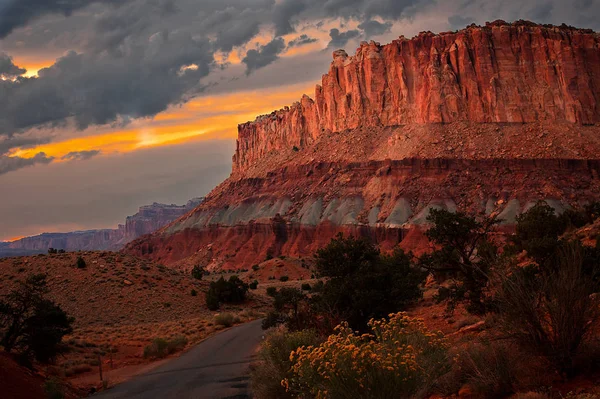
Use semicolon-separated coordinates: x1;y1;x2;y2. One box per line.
452;342;516;397
265;249;274;261
167;336;188;353
266;287;277;297
214;312;240;327
143;336;188;359
263;288;307;331
497;241;600;375
44;377;64;399
311;280;324;293
0;274;73;363
190;289;197;296
252;264;260;271
301;283;311;291
419;209;499;314
279;275;289;282
250;328;322;399
205;276;249;310
315;235;425;331
76;256;86;269
513;201;566;265
191;265;205;280
143;338;169;358
249;280;258;290
206;290;220;311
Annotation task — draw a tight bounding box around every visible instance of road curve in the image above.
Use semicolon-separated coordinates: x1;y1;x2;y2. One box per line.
95;319;264;399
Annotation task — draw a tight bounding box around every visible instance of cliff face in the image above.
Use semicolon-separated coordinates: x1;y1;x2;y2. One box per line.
126;21;600;270
129;158;600;268
1;199;204;257
121;199;204;243
234;21;600;172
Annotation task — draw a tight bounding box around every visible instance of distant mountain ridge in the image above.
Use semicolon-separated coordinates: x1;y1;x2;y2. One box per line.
0;198;204;257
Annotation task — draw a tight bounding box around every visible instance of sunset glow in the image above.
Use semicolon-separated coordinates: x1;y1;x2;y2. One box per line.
9;83;314;160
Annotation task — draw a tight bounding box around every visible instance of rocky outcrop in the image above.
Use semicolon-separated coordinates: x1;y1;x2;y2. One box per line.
127;158;600;268
120;199;204;244
126;21;600;270
1;199;204;257
234;21;600;172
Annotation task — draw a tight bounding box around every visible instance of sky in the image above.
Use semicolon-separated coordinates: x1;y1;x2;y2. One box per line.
0;0;599;241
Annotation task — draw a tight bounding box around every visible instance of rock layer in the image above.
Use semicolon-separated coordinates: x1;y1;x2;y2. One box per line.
127;158;600;268
126;21;600;269
234;21;600;172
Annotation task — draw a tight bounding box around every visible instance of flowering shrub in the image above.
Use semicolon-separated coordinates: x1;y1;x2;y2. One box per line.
251;327;323;399
284;313;448;398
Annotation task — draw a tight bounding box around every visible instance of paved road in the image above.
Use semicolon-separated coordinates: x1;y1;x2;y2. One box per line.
95;319;264;399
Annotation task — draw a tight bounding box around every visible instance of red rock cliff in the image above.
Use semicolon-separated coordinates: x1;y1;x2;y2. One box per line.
234;20;600;172
125;21;600;270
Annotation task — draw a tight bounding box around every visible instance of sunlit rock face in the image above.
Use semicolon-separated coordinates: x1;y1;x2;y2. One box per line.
125;21;600;270
234;21;600;173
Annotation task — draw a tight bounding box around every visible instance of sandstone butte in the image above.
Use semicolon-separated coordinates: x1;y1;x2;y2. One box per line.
125;20;600;270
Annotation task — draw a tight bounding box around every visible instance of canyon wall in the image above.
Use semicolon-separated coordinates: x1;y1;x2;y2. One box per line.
126;21;600;269
1;199;203;257
234;20;600;172
121;199;203;243
127;158;600;268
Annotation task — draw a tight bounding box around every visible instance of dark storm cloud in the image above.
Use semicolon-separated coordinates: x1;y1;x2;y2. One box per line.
528;2;554;21
0;135;52;156
322;0;424;20
0;152;54;175
213;16;262;53
574;0;593;9
327;28;360;48
61;150;101;161
0;52;26;78
357;20;392;38
90;0;179;55
448;15;475;29
0;0;124;39
0;0;429;143
0;31;213;136
287;34;318;47
242;37;286;74
273;0;308;36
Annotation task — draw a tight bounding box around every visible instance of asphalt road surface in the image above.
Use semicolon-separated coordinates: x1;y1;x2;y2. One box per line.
95;319;264;399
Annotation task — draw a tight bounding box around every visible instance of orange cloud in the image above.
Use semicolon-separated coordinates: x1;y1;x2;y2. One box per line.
11;55;55;77
11;82;315;160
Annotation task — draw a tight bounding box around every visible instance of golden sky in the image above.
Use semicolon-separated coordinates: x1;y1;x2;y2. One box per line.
11;82;315;160
7;26;332;163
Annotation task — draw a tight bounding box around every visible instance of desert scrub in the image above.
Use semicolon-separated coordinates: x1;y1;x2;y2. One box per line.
44;377;65;399
285;313;448;398
251;328;322;399
449;342;516;397
143;336;188;359
214;312;240;327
